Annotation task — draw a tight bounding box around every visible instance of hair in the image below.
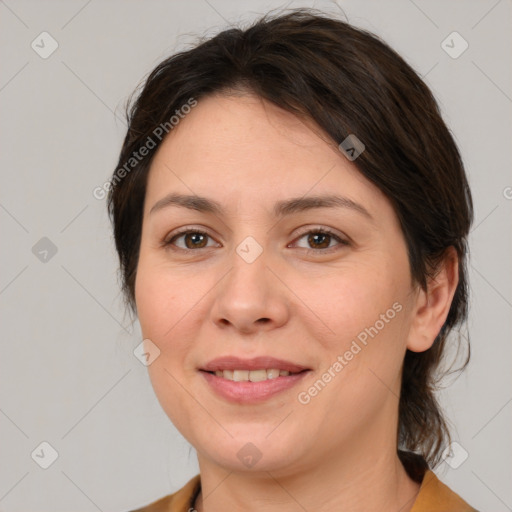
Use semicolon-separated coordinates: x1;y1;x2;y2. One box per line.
107;8;473;471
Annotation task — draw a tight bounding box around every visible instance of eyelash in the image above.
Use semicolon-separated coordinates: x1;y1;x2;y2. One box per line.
163;226;349;255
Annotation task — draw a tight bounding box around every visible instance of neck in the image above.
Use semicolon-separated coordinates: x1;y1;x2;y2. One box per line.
193;445;421;512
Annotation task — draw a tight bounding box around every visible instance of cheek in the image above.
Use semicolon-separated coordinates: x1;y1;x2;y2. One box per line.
303;264;411;399
135;262;200;435
134;252;192;340
134;256;213;375
307;263;407;347
135;268;167;339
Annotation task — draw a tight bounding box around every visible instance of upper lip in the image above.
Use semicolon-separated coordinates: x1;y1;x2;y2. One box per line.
201;356;309;373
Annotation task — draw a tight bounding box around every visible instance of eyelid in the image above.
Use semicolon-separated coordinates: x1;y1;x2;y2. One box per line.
292;225;347;241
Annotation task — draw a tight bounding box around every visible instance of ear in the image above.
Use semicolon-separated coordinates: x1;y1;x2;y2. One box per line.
407;247;459;353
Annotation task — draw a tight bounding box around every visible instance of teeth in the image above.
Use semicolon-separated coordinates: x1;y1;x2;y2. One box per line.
267;369;280;379
213;369;292;381
233;370;249;382
249;369;268;382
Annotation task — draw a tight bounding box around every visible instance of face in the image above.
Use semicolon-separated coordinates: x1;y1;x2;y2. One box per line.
135;93;420;475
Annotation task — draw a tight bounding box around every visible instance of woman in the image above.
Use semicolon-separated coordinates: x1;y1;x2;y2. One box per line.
108;8;477;511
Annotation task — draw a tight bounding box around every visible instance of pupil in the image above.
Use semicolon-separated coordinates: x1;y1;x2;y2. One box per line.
309;233;330;249
186;233;206;249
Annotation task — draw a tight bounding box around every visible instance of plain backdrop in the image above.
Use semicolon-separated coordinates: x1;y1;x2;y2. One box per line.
0;1;511;511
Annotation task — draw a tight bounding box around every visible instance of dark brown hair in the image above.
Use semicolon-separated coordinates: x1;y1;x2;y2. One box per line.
108;8;473;470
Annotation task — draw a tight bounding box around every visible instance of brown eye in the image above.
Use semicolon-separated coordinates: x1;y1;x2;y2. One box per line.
291;228;348;253
166;230;216;250
307;232;332;249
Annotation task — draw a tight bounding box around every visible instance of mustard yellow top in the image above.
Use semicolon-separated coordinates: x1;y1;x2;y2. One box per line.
129;468;478;512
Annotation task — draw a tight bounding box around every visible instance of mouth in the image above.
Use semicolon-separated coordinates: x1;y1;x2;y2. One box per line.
203;368;304;381
199;356;311;403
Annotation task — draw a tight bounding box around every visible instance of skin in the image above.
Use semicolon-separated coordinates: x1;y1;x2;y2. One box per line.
135;93;459;511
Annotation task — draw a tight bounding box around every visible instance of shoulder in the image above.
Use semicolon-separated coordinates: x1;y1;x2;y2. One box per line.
399;451;478;512
127;475;201;512
411;469;479;512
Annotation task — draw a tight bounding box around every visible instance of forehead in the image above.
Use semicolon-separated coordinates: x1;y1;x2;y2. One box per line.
144;93;391;221
156;93;338;163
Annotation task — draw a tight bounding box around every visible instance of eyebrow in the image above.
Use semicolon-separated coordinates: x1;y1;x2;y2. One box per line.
149;193;373;220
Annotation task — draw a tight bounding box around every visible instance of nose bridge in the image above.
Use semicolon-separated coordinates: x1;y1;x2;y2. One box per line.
235;234;266;266
227;233;271;301
210;231;289;332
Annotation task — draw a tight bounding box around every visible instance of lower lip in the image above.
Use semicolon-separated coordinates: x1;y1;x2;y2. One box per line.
200;370;310;403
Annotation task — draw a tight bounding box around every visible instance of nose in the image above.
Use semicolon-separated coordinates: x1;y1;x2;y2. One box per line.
209;242;290;335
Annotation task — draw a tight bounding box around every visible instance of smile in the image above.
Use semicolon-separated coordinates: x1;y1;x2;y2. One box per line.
211;369;294;381
199;356;311;403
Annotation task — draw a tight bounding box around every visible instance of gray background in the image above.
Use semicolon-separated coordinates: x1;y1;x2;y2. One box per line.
0;0;511;510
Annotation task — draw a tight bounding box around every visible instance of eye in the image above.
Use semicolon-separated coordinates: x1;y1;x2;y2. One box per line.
164;229;219;251
290;228;348;254
163;227;349;254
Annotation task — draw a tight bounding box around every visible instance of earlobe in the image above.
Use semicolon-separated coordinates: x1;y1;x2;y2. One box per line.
406;247;459;353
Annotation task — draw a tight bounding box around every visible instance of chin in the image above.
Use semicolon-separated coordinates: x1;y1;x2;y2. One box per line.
196;430;306;473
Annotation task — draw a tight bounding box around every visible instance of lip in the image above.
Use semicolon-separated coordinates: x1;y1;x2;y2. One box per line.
199;356;311;404
200;370;310;404
200;356;309;373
